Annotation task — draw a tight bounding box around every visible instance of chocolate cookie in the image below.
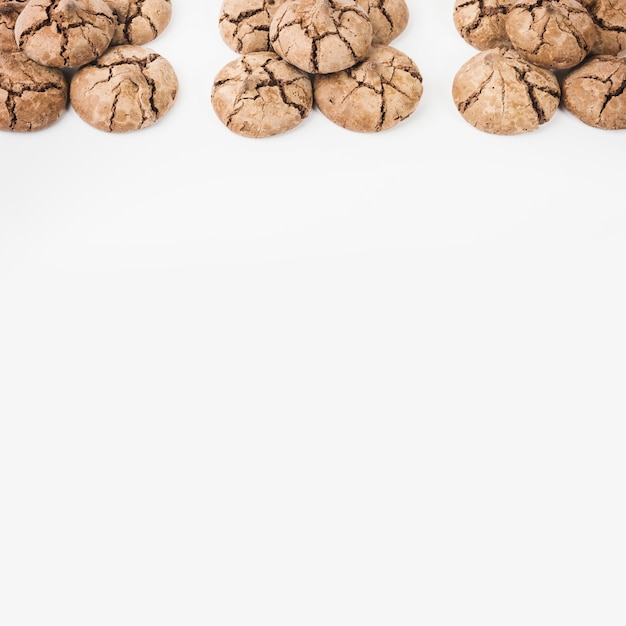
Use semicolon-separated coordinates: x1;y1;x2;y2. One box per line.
313;44;422;132
453;0;514;50
562;54;626;129
219;0;286;54
580;0;626;56
211;51;313;138
452;46;561;134
106;0;172;46
14;0;116;68
355;0;409;45
505;0;596;69
0;50;68;131
69;44;178;132
269;0;372;74
0;0;26;52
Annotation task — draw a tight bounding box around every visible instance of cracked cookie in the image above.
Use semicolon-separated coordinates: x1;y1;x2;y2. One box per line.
0;0;27;52
69;44;178;131
453;0;514;50
0;50;68;130
313;44;422;132
219;0;286;54
355;0;409;45
505;0;596;69
452;46;561;134
580;0;626;56
562;54;626;129
211;50;313;137
14;0;116;68
269;0;372;74
105;0;172;46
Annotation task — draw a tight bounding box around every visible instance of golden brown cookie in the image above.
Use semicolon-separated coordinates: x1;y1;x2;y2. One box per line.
355;0;409;45
14;0;116;68
105;0;172;46
0;50;68;131
69;44;178;132
269;0;372;74
211;51;313;138
0;0;27;52
219;0;286;54
453;0;514;51
562;54;626;129
313;44;422;132
505;0;596;69
580;0;626;56
452;47;561;135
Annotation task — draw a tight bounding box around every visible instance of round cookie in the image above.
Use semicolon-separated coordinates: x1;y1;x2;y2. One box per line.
14;0;116;68
105;0;172;46
0;51;68;131
0;0;27;52
580;0;626;56
211;51;313;138
453;0;514;51
219;0;286;54
452;47;561;135
269;0;372;74
313;44;422;132
562;54;626;129
505;0;596;69
355;0;409;45
69;44;178;132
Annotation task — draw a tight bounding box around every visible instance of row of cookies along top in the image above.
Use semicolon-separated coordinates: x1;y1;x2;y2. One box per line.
0;0;177;132
452;0;626;134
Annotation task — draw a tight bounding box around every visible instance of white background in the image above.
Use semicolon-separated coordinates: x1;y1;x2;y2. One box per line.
1;2;625;625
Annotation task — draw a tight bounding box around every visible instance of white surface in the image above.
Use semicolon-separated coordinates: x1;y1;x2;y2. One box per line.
1;3;625;625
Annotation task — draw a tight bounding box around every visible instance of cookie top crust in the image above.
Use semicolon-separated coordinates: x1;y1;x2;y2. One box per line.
269;0;373;74
14;0;116;67
453;0;514;50
69;44;178;131
106;0;172;46
452;46;561;134
355;0;409;45
0;0;27;52
580;0;626;56
211;50;313;138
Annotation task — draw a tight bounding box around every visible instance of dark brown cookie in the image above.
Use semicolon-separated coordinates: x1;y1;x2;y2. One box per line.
506;0;596;69
0;0;27;52
105;0;172;46
453;0;514;50
355;0;409;45
211;51;313;138
269;0;372;74
219;0;286;54
0;50;68;131
452;46;561;134
69;44;178;132
14;0;116;68
313;44;422;132
562;54;626;129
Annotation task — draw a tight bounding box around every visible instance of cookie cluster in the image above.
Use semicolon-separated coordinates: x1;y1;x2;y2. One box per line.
0;0;177;132
452;0;626;133
212;0;424;138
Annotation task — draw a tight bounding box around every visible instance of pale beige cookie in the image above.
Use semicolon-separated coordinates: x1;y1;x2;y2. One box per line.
0;50;68;131
579;0;626;56
355;0;409;45
562;54;626;129
0;1;27;52
219;0;286;54
452;47;561;135
313;44;422;132
506;0;596;69
105;0;172;46
453;0;514;50
14;0;116;68
211;51;313;138
269;0;372;74
70;44;178;132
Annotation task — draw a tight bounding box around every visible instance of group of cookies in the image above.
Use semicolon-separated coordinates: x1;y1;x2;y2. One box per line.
452;0;626;134
212;0;424;138
0;0;177;132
